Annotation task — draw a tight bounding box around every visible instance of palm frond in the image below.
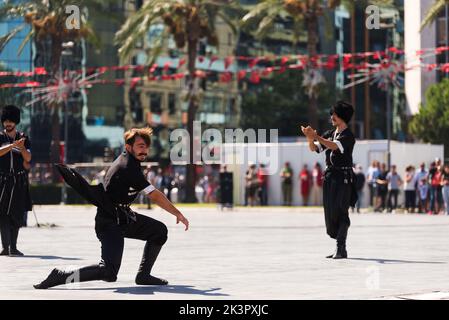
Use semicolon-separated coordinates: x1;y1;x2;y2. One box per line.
0;25;24;54
241;0;280;27
17;28;34;56
421;0;447;30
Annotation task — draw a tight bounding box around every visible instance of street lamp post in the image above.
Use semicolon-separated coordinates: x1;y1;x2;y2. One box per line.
60;41;74;205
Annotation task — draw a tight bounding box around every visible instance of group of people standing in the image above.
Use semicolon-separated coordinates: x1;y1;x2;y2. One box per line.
366;159;449;215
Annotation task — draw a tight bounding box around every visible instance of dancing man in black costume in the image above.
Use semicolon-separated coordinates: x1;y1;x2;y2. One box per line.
34;128;189;289
0;105;32;257
301;101;357;259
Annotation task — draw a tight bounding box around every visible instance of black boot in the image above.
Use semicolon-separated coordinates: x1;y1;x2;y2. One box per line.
135;243;168;285
333;244;348;259
9;228;23;256
9;248;24;256
333;224;349;259
34;265;106;289
0;248;9;256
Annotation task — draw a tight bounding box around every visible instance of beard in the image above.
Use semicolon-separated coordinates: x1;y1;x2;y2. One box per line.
4;125;15;133
129;149;147;162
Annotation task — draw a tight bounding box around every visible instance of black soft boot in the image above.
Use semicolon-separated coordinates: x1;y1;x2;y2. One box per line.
34;265;106;289
9;248;24;256
135;243;168;286
0;248;9;256
9;228;23;256
326;252;335;259
333;245;348;259
34;268;72;289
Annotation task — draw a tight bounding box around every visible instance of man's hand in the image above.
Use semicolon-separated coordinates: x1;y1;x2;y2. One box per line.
176;213;189;231
301;126;316;140
15;138;26;150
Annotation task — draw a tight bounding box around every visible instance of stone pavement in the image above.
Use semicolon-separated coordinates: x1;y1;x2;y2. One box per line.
1;205;448;300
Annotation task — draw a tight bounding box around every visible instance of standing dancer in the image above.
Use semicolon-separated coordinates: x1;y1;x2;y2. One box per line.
34;128;189;289
0;105;32;256
301;101;357;259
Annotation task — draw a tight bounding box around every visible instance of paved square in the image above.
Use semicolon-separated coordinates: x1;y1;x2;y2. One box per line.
1;205;449;300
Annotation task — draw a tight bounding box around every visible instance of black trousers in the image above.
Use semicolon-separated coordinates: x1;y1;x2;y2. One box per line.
93;212;168;281
405;190;416;211
323;170;351;242
387;189;399;211
0;217;19;250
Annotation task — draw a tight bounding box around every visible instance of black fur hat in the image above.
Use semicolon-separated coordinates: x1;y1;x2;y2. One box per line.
1;105;21;125
329;101;354;124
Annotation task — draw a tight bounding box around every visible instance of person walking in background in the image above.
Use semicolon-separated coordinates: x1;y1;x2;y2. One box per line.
299;164;312;206
246;164;259;206
354;165;365;213
386;165;403;213
257;164;268;206
415;162;428;213
366;160;380;208
441;164;449;216
404;166;417;213
281;162;293;206
311;162;323;206
375;163;388;213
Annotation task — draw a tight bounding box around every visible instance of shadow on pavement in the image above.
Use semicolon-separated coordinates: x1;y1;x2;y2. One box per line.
12;255;82;261
348;257;446;264
54;285;229;296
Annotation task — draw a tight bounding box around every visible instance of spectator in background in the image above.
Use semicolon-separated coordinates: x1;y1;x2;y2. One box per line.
404;166;417;213
415;162;428;213
154;168;164;193
375;163;389;213
441;164;449;216
354;164;365;213
299;164;312;206
244;166;250;206
257;164;268;206
280;162;293;206
386;164;403;213
246;164;259;206
311;162;323;206
366;160;380;208
146;166;156;208
436;159;444;214
428;160;443;214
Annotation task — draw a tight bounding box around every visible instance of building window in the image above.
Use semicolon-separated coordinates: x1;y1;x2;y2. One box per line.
168;93;176;115
149;92;162;114
129;88;143;123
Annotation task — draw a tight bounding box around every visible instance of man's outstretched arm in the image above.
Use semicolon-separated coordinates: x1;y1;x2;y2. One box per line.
148;189;189;231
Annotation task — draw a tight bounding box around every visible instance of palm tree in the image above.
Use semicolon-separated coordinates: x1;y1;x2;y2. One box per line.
115;0;240;202
421;0;449;29
0;0;115;181
241;0;346;130
241;0;393;131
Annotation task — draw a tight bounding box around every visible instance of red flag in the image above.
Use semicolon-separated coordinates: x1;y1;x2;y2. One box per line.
34;67;47;75
280;56;289;65
130;77;140;89
178;58;186;68
220;72;232;83
237;70;246;81
249;71;260;84
163;61;172;72
224;56;234;70
248;58;259;69
209;56;218;67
